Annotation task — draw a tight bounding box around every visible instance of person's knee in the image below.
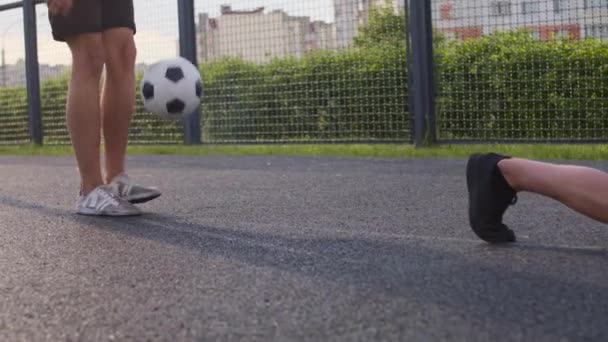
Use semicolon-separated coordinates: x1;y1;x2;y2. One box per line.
104;30;137;78
68;35;106;80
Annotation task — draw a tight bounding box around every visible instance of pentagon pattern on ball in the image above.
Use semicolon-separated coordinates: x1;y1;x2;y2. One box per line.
195;80;203;97
166;99;186;114
142;82;154;100
165;67;184;83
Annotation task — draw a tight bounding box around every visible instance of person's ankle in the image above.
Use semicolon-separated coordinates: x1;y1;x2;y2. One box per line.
104;170;125;184
497;159;519;192
81;182;103;196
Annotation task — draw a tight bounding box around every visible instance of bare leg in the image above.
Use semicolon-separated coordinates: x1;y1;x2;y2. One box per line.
66;34;106;195
499;158;608;223
100;28;137;183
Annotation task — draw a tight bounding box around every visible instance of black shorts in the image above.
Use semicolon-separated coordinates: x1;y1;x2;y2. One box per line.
49;0;136;42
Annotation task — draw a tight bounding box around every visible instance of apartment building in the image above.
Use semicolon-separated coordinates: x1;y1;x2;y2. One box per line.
197;5;336;64
434;0;608;40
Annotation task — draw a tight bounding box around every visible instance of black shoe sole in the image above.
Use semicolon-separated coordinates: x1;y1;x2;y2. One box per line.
128;193;161;204
466;153;516;244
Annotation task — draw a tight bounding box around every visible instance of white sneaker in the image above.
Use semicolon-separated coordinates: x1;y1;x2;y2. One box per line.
77;185;142;216
109;173;161;204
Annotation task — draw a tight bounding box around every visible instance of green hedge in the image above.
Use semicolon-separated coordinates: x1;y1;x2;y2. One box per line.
1;44;407;144
38;72;183;145
0;85;29;145
436;30;608;140
0;30;607;144
201;46;409;142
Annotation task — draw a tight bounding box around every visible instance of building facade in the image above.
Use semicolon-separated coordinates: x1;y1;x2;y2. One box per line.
197;6;336;64
434;0;608;40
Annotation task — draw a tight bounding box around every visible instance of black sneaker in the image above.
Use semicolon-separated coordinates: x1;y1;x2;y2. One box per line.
466;153;518;243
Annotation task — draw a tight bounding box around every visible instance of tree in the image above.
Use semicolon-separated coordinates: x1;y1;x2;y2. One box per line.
354;2;405;49
353;1;447;50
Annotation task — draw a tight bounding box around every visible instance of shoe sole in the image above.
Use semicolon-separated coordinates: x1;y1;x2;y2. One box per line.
466;153;480;227
125;192;161;204
77;208;142;217
466;153;516;244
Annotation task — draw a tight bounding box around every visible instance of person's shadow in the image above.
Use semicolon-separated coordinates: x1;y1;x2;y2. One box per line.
2;194;608;340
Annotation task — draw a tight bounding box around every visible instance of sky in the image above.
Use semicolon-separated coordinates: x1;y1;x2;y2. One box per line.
0;0;335;66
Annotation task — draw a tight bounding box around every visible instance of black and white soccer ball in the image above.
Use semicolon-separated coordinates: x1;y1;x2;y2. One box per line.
140;57;202;120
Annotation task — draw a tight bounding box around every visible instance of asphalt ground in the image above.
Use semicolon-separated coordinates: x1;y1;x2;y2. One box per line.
1;155;607;341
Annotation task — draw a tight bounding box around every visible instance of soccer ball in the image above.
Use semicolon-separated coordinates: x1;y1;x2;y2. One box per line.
140;57;202;120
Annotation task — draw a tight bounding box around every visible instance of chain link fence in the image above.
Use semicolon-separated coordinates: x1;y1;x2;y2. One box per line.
129;0;184;144
36;4;70;145
2;0;606;145
432;0;608;142
0;6;29;145
195;0;411;143
0;0;412;146
35;0;185;145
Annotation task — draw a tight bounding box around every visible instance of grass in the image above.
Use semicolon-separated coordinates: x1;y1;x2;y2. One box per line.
1;143;608;160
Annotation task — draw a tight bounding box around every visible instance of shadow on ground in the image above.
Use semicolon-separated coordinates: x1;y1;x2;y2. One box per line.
1;193;607;340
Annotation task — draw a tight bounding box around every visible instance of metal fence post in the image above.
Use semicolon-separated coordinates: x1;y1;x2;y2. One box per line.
409;0;436;146
404;0;415;144
23;0;43;145
178;0;201;145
